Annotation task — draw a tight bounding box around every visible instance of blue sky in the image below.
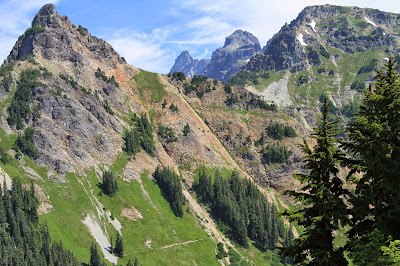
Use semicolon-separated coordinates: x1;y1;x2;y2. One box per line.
1;0;400;74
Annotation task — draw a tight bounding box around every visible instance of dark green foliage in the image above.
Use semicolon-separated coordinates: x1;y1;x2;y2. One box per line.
342;101;359;118
345;59;400;262
171;71;186;81
124;114;155;156
153;166;184;217
266;122;297;140
350;80;365;91
224;83;232;94
329;69;335;76
114;232;123;258
95;67;119;87
77;25;88;36
90;242;104;266
103;100;114;115
162;99;167;109
228;70;260;86
357;58;378;75
0;62;14;77
307;47;321;65
0;178;79;265
169;103;179;112
7;69;41;129
296;75;308;86
24;24;45;36
261;144;292;164
2;73;12;92
319;45;330;59
191;75;208;85
248;95;277;111
194;169;288;250
0;147;10;164
356;21;368;29
216;242;227;259
280;99;349;264
225;93;239;106
157;124;177;143
101;170;118;196
182;123;190;136
14;127;39;160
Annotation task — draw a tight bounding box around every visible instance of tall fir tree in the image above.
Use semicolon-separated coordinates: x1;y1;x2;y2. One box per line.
280;98;349;264
345;58;400;262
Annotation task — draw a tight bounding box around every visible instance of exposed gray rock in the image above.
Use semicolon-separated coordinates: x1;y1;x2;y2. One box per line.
170;51;210;78
245;4;400;73
204;30;261;81
170;30;261;81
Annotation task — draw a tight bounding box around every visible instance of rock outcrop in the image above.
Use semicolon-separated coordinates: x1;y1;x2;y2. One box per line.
170;30;261;81
245;4;400;73
169;51;210;78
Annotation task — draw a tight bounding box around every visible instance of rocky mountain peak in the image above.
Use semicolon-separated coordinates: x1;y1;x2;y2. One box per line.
36;3;57;17
170;51;210;78
170;30;261;81
224;30;261;51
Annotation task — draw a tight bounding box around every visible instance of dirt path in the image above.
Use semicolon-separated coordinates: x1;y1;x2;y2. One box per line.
183;189;255;265
159;238;208;249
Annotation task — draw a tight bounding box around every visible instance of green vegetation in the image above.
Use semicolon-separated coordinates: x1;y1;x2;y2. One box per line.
350;80;365;91
171;71;186;81
77;25;88;36
153;166;184;218
357;58;378;75
296;75;308;86
7;69;41;129
157;124;177;143
14;127;39;160
24;24;46;36
95;67;119;87
319;45;331;59
169;103;179;112
229;70;261;86
225;93;239;106
261;143;292;164
132;70;167;103
344;59;400;264
193;168;292;252
216;242;228;259
0;177;79;265
113;232;124;258
101;170;118;196
182;123;191;136
266;121;297;140
124;113;155;157
281;99;348;264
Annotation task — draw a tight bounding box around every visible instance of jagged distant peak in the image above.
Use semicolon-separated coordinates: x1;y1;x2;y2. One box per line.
224;30;260;47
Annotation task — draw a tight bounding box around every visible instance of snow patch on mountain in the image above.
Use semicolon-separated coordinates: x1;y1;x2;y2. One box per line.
364;16;377;27
296;33;307;46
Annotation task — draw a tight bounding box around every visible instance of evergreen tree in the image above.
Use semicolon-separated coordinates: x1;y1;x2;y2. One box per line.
182;122;191;136
153;166;184;217
114;232;123;258
280;99;349;264
90;242;101;266
345;58;400;262
101;170;118;196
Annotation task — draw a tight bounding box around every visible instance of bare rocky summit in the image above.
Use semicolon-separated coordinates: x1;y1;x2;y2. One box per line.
170;30;261;81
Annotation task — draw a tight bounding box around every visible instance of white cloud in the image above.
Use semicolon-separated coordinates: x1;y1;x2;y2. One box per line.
0;0;60;64
107;28;175;74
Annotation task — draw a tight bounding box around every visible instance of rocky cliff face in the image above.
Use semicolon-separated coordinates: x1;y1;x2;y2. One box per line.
2;4;132;173
169;51;210;78
170;30;261;81
245;5;400;73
